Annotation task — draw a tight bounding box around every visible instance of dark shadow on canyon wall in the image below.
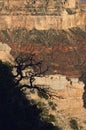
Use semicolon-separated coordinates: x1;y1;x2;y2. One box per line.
79;74;86;108
0;61;60;130
83;85;86;108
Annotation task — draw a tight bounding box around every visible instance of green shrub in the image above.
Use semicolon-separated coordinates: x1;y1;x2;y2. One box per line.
37;101;46;108
70;119;79;130
51;105;56;110
40;107;56;123
48;101;57;110
49;101;53;106
37;90;49;99
48;114;56;122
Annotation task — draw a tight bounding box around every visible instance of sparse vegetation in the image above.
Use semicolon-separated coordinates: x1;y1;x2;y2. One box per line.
37;101;46;108
48;101;57;110
37;89;49;99
70;119;79;130
40;108;56;123
36;101;56;123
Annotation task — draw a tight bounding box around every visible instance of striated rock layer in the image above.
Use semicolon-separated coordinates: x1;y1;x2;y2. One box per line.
0;12;85;30
0;0;84;30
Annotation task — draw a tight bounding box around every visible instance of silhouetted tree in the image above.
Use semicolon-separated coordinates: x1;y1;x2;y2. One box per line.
14;53;48;89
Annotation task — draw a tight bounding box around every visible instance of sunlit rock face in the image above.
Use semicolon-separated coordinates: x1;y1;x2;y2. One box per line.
0;0;84;31
0;0;79;9
34;75;84;110
22;74;84;114
40;76;86;129
0;42;14;62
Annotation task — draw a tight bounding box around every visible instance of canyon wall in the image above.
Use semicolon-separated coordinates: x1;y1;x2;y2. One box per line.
0;12;85;30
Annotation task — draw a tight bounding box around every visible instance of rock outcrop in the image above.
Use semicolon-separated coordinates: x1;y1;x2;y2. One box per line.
23;74;84;112
34;74;84;113
0;42;14;63
23;74;86;130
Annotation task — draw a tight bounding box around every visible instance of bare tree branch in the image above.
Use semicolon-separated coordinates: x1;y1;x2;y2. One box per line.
13;53;48;87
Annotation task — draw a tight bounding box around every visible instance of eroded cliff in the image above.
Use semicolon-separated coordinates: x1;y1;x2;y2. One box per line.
0;0;84;30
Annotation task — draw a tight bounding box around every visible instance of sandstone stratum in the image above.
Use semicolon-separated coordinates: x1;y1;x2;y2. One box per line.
0;0;85;30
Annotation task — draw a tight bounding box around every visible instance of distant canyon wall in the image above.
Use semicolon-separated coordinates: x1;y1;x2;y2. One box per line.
0;12;85;30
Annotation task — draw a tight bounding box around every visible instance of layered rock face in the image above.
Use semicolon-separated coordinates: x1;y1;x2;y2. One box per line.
0;12;85;30
0;0;79;11
0;0;85;30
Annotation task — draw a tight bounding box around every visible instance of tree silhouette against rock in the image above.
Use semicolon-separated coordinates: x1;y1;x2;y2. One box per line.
0;60;61;130
13;53;51;98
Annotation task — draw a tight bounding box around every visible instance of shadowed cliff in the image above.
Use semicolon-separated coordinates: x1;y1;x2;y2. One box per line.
0;61;60;130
